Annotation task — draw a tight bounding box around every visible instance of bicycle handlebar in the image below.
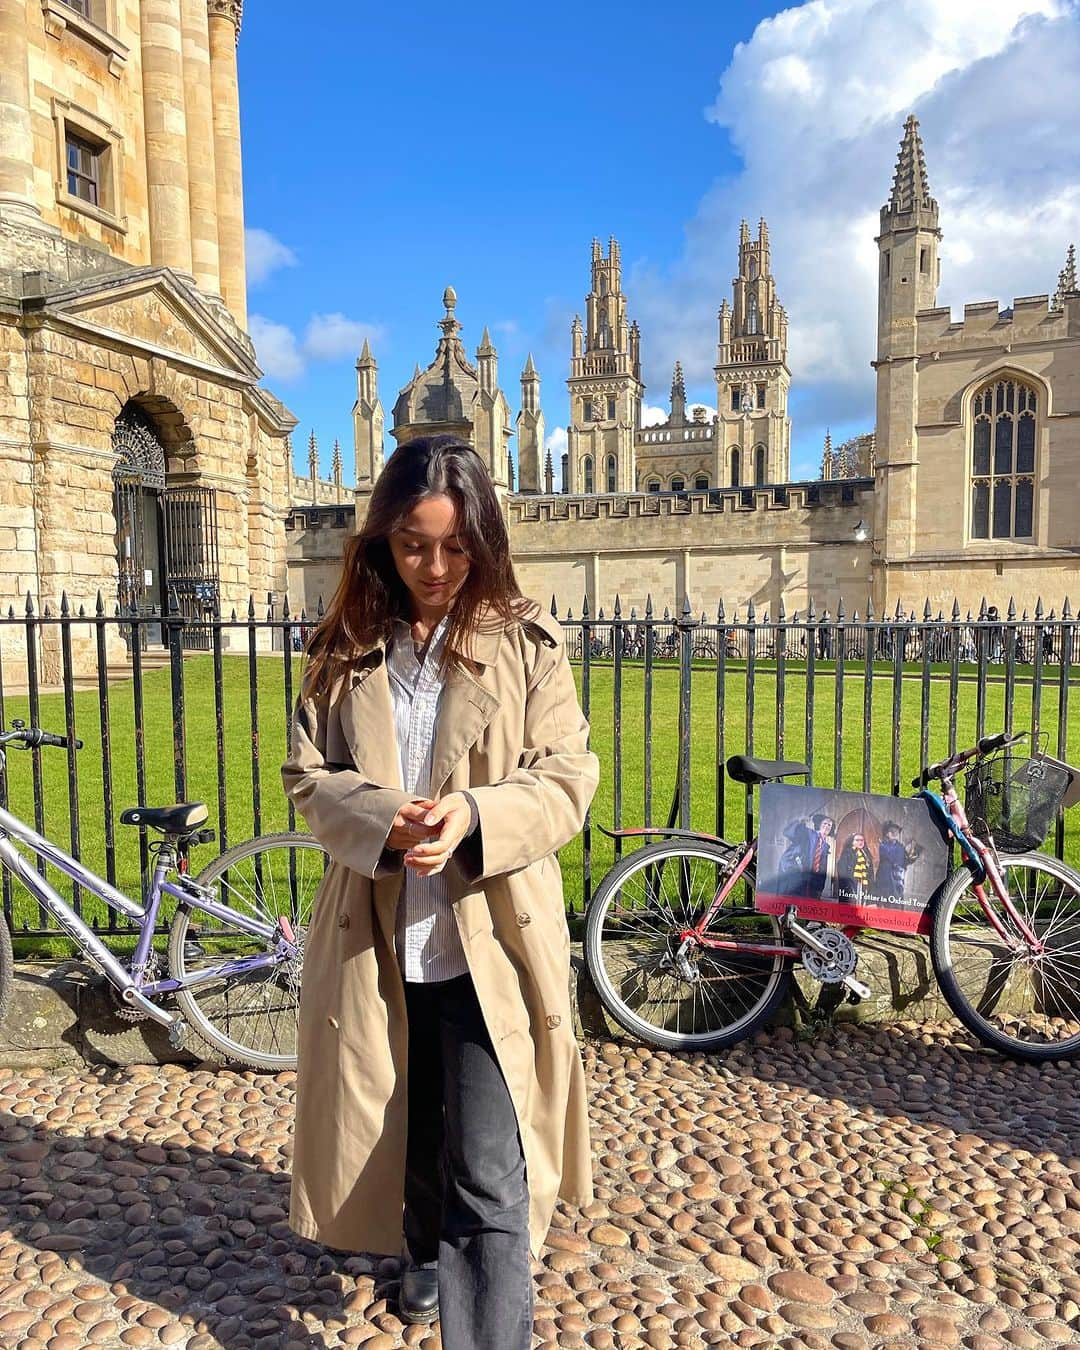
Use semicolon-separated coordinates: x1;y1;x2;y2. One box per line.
0;724;83;751
911;730;1025;788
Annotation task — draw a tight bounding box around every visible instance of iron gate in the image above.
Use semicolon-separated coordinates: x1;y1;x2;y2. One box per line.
162;484;220;650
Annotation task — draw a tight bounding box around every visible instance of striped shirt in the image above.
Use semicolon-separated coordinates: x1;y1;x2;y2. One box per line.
386;616;469;983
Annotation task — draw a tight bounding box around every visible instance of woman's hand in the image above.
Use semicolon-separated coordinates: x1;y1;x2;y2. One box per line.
386;798;438;851
403;792;473;877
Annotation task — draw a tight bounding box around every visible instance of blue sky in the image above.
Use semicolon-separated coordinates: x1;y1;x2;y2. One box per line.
240;1;1080;484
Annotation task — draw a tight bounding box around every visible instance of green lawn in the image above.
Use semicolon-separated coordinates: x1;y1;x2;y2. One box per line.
2;654;1077;950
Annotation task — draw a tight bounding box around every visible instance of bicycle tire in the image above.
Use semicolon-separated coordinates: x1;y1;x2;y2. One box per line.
931;853;1080;1062
169;831;330;1070
584;838;791;1051
0;916;13;1031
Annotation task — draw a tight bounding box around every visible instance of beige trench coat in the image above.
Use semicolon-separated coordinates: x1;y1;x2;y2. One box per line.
281;605;600;1259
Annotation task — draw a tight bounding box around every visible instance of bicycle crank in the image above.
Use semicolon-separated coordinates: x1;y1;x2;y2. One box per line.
786;914;871;1000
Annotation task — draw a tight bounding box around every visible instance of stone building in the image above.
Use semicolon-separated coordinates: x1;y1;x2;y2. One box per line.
1;0;295;677
285;115;1078;621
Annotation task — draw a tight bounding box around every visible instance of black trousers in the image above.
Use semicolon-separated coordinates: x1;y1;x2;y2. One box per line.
403;973;533;1350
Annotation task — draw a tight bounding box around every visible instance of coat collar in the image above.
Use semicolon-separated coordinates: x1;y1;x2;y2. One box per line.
336;607;504;795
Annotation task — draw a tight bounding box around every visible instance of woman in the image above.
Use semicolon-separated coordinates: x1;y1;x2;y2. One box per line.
281;434;599;1350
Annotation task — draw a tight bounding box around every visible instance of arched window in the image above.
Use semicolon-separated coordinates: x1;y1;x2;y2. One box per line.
582;397;592;421
730;448;741;487
746;292;760;334
606;454;617;494
582;455;594;494
754;445;766;485
646;479;661;493
970;377;1037;539
670;476;685;492
694;474;709;490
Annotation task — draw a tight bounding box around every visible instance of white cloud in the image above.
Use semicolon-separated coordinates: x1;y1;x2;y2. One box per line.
303;313;386;362
641;404;668;426
628;0;1080;473
245;228;297;286
249;314;305;381
544;426;568;488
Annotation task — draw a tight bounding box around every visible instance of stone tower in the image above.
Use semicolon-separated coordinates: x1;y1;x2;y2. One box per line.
567;238;644;494
714;219;791;488
390;287;511;489
873;115;941;562
516;353;544;493
353;338;385;516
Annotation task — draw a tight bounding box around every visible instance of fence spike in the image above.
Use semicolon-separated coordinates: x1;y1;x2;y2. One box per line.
1063;597;1072;619
598;606;605;620
95;589;105;616
317;595;325;619
681;593;693;620
791;609;800;623
7;604;14;620
731;603;740;623
936;609;943;623
613;593;622;618
778;596;786;622
231;607;238;622
60;590;69;616
952;597;961;620
1007;596;1016;621
582;594;591;619
1035;596;1044;620
629;606;637;620
700;610;707;625
247;593;256;619
717;598;725;622
550;593;558;617
836;597;846;621
807;596;816;620
866;595;875;620
565;604;573;620
24;591;34;616
978;596;987;620
299;605;308;622
663;607;671;622
1022;608;1029;623
282;592;291;621
894;599;903;621
645;594;654;619
78;603;86;618
747;599;756;622
43;602;51;618
923;597;932;621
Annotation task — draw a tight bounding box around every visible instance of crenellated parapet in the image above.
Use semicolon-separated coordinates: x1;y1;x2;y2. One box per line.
912;291;1079;354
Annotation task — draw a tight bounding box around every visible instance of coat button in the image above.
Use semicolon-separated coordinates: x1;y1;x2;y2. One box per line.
516;912;531;926
337;913;350;929
327;1016;339;1029
546;1014;561;1029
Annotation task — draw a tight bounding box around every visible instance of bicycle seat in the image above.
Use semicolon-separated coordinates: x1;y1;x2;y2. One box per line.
119;802;209;832
726;755;810;785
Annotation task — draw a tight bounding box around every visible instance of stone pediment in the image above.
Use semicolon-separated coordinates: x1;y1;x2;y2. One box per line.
32;267;260;382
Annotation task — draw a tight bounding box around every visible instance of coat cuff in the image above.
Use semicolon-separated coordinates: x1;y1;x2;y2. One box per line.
453;791;483;882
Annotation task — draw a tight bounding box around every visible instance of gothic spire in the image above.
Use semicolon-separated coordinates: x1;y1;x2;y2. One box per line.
888;114;935;215
307;430;318;477
478;325;495;355
331;438;342;480
671;361;686;401
438;285;461;340
356;337;375;367
1054;243;1077;306
821;428;833;481
522;351;537;378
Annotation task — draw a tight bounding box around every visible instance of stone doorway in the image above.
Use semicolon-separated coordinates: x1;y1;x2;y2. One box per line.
111;403;220;650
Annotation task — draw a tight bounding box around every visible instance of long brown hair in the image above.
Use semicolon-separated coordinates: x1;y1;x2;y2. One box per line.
302;434;526;696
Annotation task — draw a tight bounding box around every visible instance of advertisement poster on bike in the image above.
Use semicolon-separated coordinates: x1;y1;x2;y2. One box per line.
755;784;950;934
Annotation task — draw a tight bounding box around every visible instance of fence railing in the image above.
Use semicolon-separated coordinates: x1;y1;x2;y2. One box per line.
0;591;1077;936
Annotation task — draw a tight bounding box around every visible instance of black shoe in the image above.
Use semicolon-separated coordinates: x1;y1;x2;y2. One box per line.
399;1263;439;1325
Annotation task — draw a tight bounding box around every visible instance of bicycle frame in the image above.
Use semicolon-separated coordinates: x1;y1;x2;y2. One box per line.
0;801;295;1030
649;770;1045;961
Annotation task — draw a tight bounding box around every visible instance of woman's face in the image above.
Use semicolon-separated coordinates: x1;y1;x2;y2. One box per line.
387;493;470;617
852;834;865;848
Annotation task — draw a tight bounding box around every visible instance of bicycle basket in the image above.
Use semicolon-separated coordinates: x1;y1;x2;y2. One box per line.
964;753;1072;852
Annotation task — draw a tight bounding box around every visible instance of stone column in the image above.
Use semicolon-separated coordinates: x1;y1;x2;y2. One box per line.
181;0;220;295
141;0;194;275
0;0;40;223
208;0;247;328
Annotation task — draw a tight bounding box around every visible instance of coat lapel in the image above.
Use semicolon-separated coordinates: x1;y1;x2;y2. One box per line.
428;658;500;798
338;655;404;790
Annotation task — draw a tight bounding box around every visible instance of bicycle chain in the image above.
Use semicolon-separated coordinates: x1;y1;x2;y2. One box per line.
112;952;162;1022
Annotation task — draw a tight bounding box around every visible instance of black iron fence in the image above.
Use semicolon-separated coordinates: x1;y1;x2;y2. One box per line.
0;590;1077;937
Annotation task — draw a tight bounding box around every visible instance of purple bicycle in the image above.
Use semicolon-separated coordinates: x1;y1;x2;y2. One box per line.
0;721;329;1068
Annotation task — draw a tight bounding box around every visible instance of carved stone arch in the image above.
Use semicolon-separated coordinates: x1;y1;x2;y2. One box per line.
958;364;1051;430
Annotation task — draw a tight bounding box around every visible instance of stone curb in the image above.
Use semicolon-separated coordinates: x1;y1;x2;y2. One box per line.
0;932;950;1069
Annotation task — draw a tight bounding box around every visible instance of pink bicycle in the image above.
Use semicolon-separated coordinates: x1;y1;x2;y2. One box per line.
585;731;1080;1063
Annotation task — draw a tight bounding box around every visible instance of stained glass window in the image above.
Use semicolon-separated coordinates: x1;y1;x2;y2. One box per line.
970;378;1036;540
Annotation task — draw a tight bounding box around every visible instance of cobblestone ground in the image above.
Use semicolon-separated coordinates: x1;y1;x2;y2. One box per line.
0;1021;1078;1349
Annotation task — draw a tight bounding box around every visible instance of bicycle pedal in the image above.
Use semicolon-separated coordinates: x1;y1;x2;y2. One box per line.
167;1019;188;1049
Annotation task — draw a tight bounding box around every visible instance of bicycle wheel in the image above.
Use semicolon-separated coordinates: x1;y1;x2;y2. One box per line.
584;839;791;1051
168;832;330;1070
931;853;1080;1062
